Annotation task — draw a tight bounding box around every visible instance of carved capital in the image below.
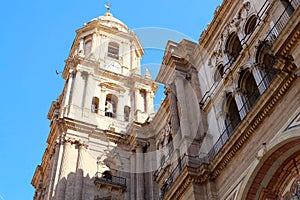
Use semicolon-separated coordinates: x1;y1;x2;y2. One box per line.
134;140;147;150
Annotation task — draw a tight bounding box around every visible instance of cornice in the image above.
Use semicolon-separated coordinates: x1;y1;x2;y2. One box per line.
280;24;300;58
199;0;235;46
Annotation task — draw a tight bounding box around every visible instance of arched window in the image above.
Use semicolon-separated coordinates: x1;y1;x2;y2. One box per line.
239;69;260;109
256;45;278;86
102;171;112;181
124;106;130;122
91;97;99;113
245;15;258;35
226;33;242;62
280;0;295;17
105;94;118;118
84;40;92;56
214;64;225;81
108;42;119;59
225;93;241;135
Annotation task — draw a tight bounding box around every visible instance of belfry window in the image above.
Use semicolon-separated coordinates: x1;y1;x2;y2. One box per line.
91;97;99;113
108;42;119;59
105;94;118;118
225;33;242;62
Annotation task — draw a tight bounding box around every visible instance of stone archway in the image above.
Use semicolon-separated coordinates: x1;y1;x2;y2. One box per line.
243;138;300;200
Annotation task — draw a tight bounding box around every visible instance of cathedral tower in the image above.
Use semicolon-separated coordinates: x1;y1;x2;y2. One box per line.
32;8;157;200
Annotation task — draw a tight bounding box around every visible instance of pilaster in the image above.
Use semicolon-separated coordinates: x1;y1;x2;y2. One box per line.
74;142;87;200
135;142;145;200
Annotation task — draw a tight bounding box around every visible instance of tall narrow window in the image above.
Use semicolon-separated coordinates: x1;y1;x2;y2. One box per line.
256;45;278;87
91;97;99;113
84;40;92;56
108;42;119;59
226;33;242;62
225;93;241;136
239;69;260;109
214;64;224;81
105;94;118;118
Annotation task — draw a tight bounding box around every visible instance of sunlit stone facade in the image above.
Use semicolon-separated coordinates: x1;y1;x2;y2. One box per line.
32;0;300;199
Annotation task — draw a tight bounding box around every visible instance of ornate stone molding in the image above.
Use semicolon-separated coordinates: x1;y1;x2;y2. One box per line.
210;71;297;179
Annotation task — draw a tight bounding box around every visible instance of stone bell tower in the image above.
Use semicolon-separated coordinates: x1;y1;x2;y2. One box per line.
32;7;157;200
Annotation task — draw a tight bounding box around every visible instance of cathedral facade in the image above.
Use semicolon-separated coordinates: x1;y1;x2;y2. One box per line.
32;0;300;199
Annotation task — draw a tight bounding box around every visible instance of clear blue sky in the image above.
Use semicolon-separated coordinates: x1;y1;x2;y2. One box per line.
0;0;222;199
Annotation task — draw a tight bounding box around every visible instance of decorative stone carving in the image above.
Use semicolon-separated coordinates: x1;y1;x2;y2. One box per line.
156;123;172;150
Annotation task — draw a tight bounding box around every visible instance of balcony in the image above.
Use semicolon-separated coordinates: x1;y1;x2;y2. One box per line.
94;172;126;192
266;0;300;42
160;1;300;198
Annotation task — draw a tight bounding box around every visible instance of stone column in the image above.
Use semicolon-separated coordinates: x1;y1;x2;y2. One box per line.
175;73;191;139
100;87;106;116
91;33;97;54
190;69;202;101
52;136;65;199
74;143;86;200
117;94;124;120
234;89;248;120
145;90;153;114
78;38;84;56
136;143;144;200
81;72;88;109
130;152;136;200
56;139;72;200
64;70;74;110
217;112;227;134
166;84;181;152
46;141;60;200
251;65;268;94
135;88;140;112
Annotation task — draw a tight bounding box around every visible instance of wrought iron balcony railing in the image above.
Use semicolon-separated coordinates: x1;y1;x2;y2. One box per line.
94;172;126;189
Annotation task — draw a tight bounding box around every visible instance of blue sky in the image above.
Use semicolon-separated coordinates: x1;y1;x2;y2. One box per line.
0;0;222;199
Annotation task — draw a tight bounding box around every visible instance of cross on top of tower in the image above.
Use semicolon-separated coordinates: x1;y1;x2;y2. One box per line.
104;1;111;13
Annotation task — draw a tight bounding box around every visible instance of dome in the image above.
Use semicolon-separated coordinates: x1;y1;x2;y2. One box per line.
89;12;130;33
